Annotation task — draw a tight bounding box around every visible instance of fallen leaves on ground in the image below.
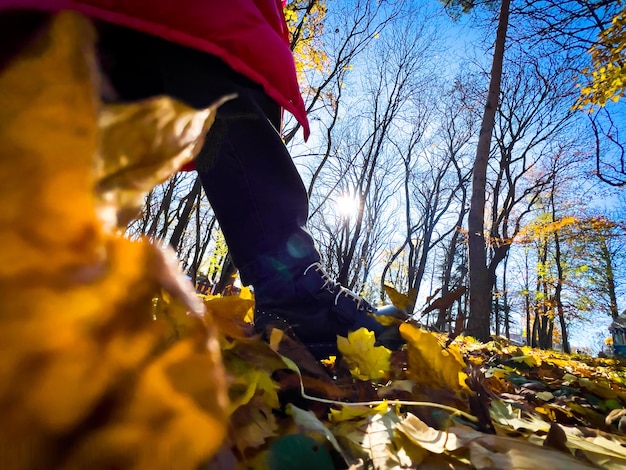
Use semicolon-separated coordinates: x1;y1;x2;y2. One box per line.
214;308;626;469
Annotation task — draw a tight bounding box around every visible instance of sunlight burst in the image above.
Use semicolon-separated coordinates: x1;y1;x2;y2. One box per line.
335;193;360;217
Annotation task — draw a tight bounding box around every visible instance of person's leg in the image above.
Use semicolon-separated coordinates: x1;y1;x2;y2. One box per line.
97;25;387;355
98;24;320;278
156;50;384;347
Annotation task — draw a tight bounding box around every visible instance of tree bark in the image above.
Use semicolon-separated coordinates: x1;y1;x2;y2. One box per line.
551;185;570;353
466;0;510;341
600;238;620;319
212;253;238;295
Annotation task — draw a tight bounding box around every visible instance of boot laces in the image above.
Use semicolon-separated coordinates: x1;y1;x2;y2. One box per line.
303;262;372;312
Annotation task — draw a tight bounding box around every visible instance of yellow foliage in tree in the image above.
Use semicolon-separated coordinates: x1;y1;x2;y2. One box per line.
0;12;228;469
285;0;329;82
576;8;626;110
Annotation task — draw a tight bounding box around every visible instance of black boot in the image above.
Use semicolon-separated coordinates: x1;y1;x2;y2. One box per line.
253;261;385;355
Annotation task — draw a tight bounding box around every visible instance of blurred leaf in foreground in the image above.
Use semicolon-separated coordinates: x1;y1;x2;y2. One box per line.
97;93;233;230
0;11;228;469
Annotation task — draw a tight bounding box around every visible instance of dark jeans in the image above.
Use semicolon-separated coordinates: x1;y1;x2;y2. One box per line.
98;24;320;285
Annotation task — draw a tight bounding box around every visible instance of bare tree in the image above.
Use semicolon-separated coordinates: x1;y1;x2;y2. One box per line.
308;10;438;292
283;0;406;144
517;0;626;185
168;176;202;251
485;51;578;337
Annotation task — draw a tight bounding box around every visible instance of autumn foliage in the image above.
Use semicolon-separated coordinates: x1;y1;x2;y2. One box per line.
0;13;227;469
3;10;626;470
577;7;626;109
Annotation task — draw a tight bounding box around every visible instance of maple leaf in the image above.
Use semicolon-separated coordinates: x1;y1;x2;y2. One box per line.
227;365;281;414
337;328;391;380
203;294;255;341
231;399;278;452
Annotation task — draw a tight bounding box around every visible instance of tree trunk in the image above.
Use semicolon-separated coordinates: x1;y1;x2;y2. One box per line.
551;187;570;353
503;252;510;339
523;251;531;345
436;230;460;331
168;176;202;252
534;237;554;350
212;253;238;295
600;238;620;319
554;231;569;353
147;175;178;238
493;276;500;337
466;0;511;341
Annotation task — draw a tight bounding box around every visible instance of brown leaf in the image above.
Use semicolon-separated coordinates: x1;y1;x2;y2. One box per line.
543;422;569;453
96;94;234;229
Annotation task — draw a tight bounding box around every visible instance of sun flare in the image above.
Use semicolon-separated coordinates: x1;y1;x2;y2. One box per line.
335;193;360;217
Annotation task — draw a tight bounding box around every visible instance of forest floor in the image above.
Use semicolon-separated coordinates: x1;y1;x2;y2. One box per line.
201;293;626;469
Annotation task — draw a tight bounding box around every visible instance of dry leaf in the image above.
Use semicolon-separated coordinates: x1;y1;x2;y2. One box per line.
383;284;417;313
395;413;462;454
96;93;233;229
400;323;470;395
0;12;228;469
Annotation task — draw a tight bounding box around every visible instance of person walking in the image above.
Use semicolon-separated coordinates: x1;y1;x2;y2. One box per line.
1;0;400;358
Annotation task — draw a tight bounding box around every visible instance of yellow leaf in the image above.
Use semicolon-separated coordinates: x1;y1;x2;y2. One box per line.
399;323;470;394
97;94;233;229
240;285;253;300
510;354;540;368
269;327;286;351
383;284;416;313
0;12;228;469
0;11;102;280
154;287;206;343
337;328;391;380
328;401;390;422
228;368;280;414
65;339;229;469
203;295;255;340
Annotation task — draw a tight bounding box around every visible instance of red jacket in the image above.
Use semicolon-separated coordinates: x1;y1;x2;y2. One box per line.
1;0;310;139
